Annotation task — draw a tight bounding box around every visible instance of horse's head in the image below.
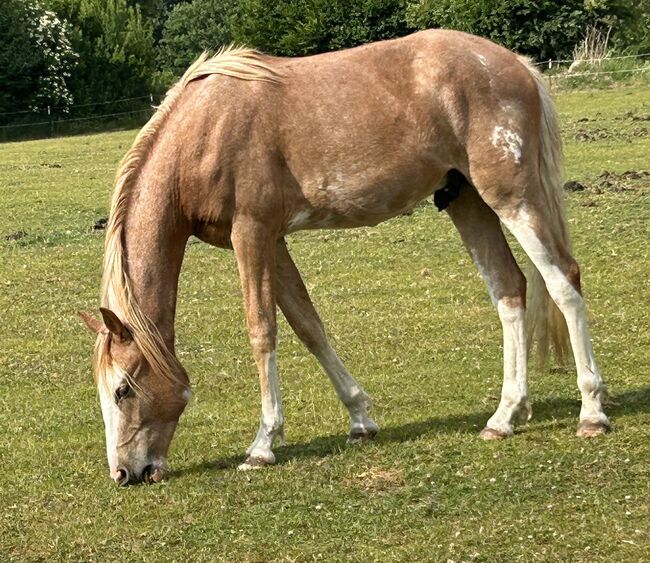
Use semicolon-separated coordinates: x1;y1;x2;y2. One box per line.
80;308;190;485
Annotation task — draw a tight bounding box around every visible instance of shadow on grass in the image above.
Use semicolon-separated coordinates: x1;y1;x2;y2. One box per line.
172;384;650;477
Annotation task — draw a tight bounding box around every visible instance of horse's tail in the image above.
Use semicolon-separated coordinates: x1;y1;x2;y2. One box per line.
518;56;571;367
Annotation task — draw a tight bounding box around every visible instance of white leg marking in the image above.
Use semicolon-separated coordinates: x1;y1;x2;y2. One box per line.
485;300;530;436
501;209;608;426
239;351;285;470
468;246;529;436
314;345;378;440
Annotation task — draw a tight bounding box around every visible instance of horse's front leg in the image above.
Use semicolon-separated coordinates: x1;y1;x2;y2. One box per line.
232;219;284;470
275;239;378;442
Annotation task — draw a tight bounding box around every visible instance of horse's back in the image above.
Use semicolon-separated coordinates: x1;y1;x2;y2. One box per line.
169;30;541;231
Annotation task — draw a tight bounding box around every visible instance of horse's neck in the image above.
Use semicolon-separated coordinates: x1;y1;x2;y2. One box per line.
122;180;190;345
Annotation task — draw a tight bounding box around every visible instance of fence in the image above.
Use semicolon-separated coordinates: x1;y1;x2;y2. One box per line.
0;95;158;143
532;52;650;91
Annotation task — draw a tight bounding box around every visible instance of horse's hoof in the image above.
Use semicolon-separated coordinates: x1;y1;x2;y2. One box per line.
237;456;273;471
347;427;378;444
480;427;510;441
576;420;610;438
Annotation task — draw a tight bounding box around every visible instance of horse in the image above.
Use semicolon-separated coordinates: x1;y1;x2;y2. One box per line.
80;29;610;486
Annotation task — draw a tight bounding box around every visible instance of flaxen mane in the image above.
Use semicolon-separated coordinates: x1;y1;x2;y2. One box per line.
95;47;280;389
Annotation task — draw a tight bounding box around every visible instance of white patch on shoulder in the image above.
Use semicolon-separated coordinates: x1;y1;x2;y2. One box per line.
491;126;523;164
476;54;488;68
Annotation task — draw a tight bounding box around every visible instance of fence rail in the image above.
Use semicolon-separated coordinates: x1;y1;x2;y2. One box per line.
0;95;157;143
0;94;155;118
532;51;650;67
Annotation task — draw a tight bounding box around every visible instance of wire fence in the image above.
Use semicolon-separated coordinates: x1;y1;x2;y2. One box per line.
0;95;158;143
532;51;650;67
529;52;650;91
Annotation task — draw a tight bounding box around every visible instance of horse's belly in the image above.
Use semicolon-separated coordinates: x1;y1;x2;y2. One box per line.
287;164;445;232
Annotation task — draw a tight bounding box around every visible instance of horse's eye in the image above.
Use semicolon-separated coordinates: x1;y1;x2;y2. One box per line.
114;383;131;403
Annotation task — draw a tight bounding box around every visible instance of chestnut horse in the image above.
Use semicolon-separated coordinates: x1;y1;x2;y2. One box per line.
80;30;609;485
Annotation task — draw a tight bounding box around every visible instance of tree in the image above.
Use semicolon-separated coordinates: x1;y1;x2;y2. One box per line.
41;0;158;105
158;0;235;75
229;0;413;56
0;0;77;116
405;0;638;61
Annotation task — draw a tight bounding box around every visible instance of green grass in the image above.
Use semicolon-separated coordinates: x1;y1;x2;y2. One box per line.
1;86;649;562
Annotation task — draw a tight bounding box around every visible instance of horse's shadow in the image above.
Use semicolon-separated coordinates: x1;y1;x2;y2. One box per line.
172;385;650;477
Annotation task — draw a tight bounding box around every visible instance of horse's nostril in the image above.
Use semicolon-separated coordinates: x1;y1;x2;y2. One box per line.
116;467;130;486
141;464;154;484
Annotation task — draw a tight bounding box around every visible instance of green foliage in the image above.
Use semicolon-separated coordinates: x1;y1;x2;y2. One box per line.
40;0;158;105
405;0;620;61
229;0;414;56
0;0;77;115
609;0;650;52
158;0;235;75
63;0;157;104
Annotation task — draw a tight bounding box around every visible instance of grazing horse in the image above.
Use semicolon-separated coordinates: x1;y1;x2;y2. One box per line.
80;29;609;485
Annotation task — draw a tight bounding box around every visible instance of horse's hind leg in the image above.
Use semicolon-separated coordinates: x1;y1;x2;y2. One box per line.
497;204;610;436
275;240;378;442
446;183;531;438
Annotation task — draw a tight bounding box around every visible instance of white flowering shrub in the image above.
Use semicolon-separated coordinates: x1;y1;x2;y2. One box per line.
30;4;78;111
0;0;78;116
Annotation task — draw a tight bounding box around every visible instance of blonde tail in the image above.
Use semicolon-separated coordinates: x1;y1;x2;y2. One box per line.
518;56;571;367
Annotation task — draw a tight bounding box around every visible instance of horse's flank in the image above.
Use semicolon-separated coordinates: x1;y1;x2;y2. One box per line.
95;47;281;389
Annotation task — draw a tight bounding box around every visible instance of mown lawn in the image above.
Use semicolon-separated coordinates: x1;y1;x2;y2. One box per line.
0;86;648;562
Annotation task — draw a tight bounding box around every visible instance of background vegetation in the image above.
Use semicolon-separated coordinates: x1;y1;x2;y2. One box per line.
1;0;648;131
0;84;648;561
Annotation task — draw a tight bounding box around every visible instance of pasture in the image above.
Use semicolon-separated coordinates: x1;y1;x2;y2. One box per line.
1;85;649;561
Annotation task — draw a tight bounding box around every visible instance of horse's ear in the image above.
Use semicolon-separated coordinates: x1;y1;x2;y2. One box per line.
78;311;107;335
99;307;133;343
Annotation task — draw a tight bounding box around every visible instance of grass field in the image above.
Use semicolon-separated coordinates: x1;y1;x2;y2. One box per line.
1;86;649;562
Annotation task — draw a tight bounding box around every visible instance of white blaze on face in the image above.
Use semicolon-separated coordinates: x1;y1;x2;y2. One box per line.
97;380;121;476
491;126;523;164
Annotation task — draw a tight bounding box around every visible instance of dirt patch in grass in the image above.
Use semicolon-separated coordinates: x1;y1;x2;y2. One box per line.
346;467;405;494
617;111;650;122
574;128;612;142
594;170;650;192
565;170;649;195
92;217;107;231
4;230;28;241
573;127;647;142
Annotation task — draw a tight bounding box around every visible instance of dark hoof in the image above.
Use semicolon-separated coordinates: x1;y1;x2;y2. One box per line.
347;427;378;444
479;427;510;441
576;420;610;438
